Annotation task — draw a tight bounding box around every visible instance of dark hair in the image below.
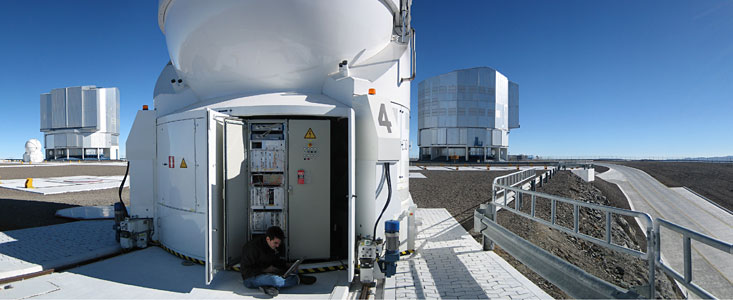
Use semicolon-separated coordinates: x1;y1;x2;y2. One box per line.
265;226;285;241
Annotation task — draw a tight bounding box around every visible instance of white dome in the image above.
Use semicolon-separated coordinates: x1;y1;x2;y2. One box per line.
25;139;42;152
23;139;43;163
160;0;393;100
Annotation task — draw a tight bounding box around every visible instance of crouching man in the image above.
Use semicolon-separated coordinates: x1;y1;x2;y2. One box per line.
240;226;316;297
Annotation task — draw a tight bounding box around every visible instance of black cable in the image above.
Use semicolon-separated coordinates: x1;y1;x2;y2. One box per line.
372;163;392;240
118;161;130;218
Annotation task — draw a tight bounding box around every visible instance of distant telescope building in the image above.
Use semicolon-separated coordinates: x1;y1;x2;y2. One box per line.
418;67;519;161
40;86;120;160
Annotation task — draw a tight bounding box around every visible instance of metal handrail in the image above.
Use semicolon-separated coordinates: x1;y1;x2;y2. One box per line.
655;218;733;299
484;169;656;298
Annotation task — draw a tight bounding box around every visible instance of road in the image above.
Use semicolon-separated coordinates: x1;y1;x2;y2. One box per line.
598;163;733;299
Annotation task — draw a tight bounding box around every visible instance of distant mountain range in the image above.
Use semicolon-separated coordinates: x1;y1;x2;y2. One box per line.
679;155;733;162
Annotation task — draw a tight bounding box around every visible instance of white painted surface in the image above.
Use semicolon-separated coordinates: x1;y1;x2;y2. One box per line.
1;247;348;299
0;176;128;195
0;221;120;281
408;172;426;179
598;164;733;298
386;208;551;299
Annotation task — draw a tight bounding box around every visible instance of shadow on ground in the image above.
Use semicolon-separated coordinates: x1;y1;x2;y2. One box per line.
0;198;77;231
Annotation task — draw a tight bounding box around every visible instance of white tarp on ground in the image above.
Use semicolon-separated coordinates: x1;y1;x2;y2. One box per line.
55;205;118;220
0;176;128;195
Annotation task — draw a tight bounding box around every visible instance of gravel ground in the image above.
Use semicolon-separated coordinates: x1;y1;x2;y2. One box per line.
0;165;129;231
613;161;733;211
409;170;513;230
593;164;610;174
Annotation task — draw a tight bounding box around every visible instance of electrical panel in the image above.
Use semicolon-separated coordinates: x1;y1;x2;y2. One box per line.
248;121;287;243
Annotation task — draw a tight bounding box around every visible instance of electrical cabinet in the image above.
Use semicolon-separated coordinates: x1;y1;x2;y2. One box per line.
288;119;330;259
248;121;288;245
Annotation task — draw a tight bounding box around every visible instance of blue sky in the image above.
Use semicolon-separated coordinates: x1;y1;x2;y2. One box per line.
1;1;731;159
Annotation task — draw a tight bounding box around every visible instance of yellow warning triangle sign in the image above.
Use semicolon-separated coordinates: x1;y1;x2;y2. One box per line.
304;128;316;139
180;158;188;168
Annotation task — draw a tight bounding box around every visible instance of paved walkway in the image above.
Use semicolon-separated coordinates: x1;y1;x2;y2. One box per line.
598;164;733;299
384;208;551;299
0;220;120;280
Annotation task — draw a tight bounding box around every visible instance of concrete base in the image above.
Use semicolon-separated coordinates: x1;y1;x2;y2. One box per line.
571;168;595;182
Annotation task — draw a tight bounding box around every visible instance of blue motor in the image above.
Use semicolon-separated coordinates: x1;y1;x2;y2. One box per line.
380;220;400;277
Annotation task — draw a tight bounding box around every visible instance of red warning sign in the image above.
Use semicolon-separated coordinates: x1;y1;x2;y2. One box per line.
169;156;175;168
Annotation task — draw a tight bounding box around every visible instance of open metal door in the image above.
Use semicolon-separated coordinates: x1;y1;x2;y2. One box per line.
222;118;247;267
206;109;226;285
348;110;356;282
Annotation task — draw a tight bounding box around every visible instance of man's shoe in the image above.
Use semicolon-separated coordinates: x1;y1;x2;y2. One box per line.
259;286;279;297
299;274;317;285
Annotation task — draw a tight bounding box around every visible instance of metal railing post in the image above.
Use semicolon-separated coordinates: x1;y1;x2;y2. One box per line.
647;226;656;299
482;202;496;251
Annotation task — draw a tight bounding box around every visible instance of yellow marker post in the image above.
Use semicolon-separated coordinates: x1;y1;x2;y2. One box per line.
25;178;34;189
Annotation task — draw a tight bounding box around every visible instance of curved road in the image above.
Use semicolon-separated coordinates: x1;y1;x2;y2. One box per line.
598;163;733;298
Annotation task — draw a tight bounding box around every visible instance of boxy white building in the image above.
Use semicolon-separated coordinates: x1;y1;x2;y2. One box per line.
40;86;120;160
417;67;519;161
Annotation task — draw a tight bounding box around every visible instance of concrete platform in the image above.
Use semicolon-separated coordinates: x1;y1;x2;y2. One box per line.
385;208;551;299
0;247;349;299
0;220;120;280
0;209;550;299
0;176;128;195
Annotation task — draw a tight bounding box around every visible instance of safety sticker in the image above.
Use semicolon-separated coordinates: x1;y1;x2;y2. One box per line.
180;158;187;168
304;128;316;139
168;156;175;168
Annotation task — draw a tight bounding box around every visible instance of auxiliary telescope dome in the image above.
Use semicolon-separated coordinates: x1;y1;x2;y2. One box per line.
158;0;394;100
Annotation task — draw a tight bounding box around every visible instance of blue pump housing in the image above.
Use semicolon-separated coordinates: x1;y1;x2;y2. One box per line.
385;220;400;233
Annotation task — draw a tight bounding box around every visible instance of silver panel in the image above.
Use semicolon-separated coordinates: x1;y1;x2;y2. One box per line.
509;81;519;129
67;87;83;128
40;94;52;130
51;88;67;129
288;119;330;259
83;89;98;129
446;128;458;145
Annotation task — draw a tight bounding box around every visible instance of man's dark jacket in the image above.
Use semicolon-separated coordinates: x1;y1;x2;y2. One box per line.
240;236;286;280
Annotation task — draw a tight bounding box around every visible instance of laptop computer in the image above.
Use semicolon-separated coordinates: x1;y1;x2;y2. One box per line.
281;259;303;278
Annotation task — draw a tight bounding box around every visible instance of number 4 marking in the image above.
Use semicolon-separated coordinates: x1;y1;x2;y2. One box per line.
378;103;392;133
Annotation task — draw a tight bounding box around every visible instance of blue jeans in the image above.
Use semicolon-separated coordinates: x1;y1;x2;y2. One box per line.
243;274;299;289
